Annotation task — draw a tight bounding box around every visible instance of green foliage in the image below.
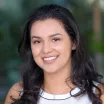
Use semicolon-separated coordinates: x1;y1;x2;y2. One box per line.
89;40;104;53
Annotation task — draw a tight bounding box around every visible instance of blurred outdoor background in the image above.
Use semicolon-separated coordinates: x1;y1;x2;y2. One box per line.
0;0;104;103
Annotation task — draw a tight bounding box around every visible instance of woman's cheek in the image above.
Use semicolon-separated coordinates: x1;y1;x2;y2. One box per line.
31;46;42;57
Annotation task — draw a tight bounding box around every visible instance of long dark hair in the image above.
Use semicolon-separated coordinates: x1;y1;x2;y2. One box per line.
13;4;103;104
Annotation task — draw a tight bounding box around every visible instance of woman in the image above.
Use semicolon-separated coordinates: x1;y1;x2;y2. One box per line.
5;4;104;104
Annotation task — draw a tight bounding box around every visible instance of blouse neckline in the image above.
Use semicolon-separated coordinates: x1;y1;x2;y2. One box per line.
39;87;81;100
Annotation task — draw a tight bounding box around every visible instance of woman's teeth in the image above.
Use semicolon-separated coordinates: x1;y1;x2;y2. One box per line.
43;56;57;61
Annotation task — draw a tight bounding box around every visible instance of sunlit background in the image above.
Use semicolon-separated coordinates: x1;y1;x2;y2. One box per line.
0;0;104;103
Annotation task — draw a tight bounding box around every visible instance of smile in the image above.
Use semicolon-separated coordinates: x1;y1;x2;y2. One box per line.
43;56;58;63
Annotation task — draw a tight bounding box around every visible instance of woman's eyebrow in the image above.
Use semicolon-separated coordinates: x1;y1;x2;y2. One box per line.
31;36;41;39
31;33;62;39
49;33;62;37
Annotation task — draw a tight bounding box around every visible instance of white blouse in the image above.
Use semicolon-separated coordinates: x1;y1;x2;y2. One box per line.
37;87;92;104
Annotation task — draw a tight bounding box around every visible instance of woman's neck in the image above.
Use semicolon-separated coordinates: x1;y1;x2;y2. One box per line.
43;66;75;94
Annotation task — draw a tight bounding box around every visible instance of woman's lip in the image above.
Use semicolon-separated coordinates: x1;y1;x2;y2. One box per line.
42;56;58;64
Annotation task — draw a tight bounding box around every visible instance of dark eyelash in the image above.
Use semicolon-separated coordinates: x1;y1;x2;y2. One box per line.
53;38;60;41
33;40;41;44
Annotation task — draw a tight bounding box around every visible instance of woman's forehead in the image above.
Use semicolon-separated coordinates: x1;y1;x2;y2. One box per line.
30;19;67;38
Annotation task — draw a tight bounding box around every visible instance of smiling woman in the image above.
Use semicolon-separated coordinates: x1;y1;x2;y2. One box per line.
4;4;104;104
30;19;75;73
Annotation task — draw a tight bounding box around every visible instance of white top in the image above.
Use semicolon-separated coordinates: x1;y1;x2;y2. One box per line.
37;87;92;104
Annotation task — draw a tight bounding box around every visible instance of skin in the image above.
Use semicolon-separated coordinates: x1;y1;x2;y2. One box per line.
4;82;23;104
4;19;104;104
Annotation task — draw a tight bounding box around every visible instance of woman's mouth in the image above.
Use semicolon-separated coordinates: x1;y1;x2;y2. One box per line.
42;56;58;64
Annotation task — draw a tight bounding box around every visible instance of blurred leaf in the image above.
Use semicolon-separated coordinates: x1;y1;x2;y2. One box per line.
89;41;104;53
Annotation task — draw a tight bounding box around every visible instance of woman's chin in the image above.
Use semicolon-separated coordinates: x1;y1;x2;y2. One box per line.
43;69;59;74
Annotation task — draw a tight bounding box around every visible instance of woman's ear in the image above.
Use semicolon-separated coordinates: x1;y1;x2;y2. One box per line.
72;40;76;50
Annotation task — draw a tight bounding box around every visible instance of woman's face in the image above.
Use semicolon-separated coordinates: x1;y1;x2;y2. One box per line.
30;19;76;73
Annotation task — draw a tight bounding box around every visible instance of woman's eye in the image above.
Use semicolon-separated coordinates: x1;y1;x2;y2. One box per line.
53;38;60;42
33;40;41;44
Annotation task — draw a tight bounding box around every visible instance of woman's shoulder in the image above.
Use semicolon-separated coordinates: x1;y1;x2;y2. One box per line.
4;81;23;104
98;83;104;102
93;82;104;103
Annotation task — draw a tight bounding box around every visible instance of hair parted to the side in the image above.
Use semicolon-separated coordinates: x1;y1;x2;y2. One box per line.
13;4;103;104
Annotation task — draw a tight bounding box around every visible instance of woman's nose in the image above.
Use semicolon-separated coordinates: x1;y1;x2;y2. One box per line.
42;41;53;54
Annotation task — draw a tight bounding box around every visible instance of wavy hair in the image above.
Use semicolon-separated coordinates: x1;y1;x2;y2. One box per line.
13;4;103;104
